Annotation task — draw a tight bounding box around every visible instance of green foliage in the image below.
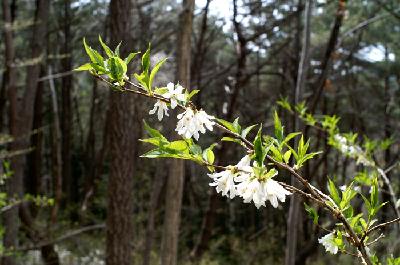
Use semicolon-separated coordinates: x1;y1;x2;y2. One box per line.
253;125;267;166
304;203;319;224
387;256;400;265
276;97;292;112
76;37;140;86
140;121;215;170
327;178;341;206
291;135;321;169
217;118;241;135
360;177;387;221
273;111;283;143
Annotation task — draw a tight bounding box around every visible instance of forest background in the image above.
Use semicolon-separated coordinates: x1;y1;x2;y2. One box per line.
0;0;399;264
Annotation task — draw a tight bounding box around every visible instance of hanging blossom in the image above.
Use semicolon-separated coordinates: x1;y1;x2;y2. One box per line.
149;100;169;121
318;232;339;255
175;108;215;140
149;82;186;121
208;168;237;199
208;155;291;209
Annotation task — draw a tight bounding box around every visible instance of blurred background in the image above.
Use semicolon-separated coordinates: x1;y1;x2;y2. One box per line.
0;0;399;264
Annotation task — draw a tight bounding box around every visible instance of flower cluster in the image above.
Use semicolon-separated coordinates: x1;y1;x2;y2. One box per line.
318;232;339;254
149;82;185;121
208;155;291;208
149;82;215;141
176;108;215;140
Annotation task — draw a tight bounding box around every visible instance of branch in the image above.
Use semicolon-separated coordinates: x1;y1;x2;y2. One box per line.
365;217;400;237
16;224;105;251
93;74;375;264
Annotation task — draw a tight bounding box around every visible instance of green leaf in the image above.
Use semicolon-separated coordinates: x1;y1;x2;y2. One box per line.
304;113;316;126
107;57;127;81
90;63;107;74
187;89;199;101
304;203;319;224
202;146;215;165
189;144;202;155
140;149;192;160
166;140;189;152
125;52;140;65
232;118;241;134
74;63;92;71
142;44;151;73
114;41;122;56
216;118;236;133
253;125;264;165
349;213;363;229
82;38;104;66
328;178;341;206
274;111;284;142
98;35;113;57
143;120;166;140
370;177;379;208
295;101;307;116
83;38;96;63
149;58;167;92
282;132;301;146
140;137;165;146
221;137;242;144
134;72;148;90
283;150;291;164
269;145;282;162
340;183;357;209
241;124;257;138
277;97;292;112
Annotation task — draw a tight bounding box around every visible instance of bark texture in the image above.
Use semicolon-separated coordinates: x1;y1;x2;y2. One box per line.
105;0;135;265
2;1;49;264
61;0;73;202
161;1;195;265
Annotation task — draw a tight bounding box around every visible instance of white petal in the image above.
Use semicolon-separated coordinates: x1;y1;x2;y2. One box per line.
171;99;177;109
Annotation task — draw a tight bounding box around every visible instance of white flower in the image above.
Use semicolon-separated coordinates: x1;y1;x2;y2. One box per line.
234;158;290;208
263;178;291;208
149;100;169;121
236;155;253;172
195;110;215;133
318;232;339;254
208;168;237;199
209;155;291;209
163;82;186;109
175;108;215;140
240;179;266;208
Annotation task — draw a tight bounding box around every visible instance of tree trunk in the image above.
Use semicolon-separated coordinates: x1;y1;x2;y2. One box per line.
285;1;312;265
2;1;19;264
61;0;73;203
142;163;166;265
105;0;135;264
161;1;195;265
2;1;49;264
